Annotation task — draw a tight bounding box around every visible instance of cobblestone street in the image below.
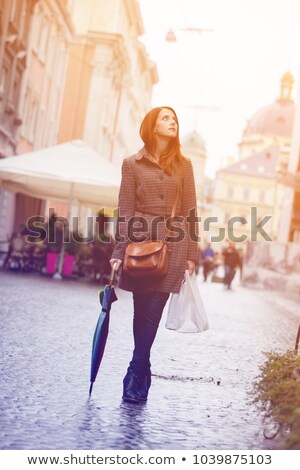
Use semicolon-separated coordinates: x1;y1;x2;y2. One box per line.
0;270;299;450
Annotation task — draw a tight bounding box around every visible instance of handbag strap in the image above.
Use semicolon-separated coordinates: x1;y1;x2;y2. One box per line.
170;180;180;219
167;171;182;239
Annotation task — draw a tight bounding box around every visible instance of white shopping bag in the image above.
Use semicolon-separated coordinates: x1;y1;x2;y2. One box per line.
166;271;209;333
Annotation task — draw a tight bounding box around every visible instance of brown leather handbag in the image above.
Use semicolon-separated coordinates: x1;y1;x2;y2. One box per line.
123;240;168;278
123;181;180;278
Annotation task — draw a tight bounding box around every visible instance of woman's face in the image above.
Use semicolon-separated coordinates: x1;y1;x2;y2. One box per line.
154;108;178;139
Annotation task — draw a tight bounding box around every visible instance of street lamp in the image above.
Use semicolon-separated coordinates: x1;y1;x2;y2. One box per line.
164;28;218;115
184;104;219;112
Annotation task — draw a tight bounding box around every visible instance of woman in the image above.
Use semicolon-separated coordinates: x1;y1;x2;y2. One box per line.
110;106;198;404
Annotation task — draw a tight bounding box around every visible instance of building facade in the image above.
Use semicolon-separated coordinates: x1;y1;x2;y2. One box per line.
181;130;207;200
0;0;74;244
0;0;37;244
238;72;295;168
16;0;73;155
212;146;282;246
0;1;37;157
58;0;158;166
278;72;300;243
181;129;212;243
210;73;295;250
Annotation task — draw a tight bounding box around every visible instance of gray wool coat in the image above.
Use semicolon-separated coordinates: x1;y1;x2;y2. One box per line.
111;146;199;293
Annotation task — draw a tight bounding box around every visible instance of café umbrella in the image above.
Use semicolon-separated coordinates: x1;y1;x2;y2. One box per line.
89;263;118;395
0;140;121;209
0;140;121;278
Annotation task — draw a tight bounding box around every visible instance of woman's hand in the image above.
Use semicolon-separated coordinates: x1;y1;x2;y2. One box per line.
110;258;123;271
187;260;196;276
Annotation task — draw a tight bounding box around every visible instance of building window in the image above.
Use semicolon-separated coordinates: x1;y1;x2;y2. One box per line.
0;67;8;94
33;7;49;60
47;30;56;71
0;67;9;118
56;47;65;85
32;7;42;52
48;120;54;146
13;73;21;105
259;189;265;203
10;0;22;27
21;91;29;134
28;100;38;142
38;18;50;60
19;2;28;40
227;185;234;199
36;108;44;148
243;186;250;200
10;0;17;22
224;212;230;224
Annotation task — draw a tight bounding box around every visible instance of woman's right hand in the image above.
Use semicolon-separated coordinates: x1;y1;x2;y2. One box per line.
110;258;123;271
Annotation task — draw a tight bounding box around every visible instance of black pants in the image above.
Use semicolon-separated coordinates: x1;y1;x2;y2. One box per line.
128;291;170;377
203;259;213;281
224;265;236;288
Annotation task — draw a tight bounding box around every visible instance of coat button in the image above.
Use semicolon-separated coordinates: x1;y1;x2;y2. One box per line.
159;194;164;200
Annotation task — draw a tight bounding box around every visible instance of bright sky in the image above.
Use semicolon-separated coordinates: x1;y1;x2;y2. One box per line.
138;0;300;178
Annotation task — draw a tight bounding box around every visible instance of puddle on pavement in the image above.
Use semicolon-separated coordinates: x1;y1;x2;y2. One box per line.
152;373;221;384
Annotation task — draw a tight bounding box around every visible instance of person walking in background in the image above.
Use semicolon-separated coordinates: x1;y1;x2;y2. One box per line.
211;250;223;283
222;241;241;290
110;106;198;404
195;244;202;275
202;242;215;282
237;247;244;281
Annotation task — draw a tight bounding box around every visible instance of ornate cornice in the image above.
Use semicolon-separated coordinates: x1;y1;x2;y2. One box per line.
84;31;130;75
55;0;74;34
123;0;144;36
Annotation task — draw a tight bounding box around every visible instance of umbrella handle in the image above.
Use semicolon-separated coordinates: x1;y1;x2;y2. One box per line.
108;262;117;286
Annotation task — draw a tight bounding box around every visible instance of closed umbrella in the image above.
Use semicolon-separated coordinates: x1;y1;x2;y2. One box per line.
89;263;118;395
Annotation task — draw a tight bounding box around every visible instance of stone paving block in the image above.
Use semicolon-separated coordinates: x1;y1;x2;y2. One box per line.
0;271;299;450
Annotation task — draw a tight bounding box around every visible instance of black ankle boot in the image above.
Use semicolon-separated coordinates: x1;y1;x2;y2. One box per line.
137;372;151;401
122;372;140;404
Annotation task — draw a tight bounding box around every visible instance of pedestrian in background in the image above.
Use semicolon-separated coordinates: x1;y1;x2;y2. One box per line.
211;250;223;283
202;242;215;282
195;244;202;275
222;241;241;290
237;247;244;281
110;106;198;404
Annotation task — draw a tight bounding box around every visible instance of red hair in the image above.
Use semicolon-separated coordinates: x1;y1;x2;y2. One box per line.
139;106;185;175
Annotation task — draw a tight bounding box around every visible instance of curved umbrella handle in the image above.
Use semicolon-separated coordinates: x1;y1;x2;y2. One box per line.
295;324;300;353
108;262;117;286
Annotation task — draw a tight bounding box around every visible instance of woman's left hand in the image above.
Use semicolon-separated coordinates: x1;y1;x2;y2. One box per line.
187;260;196;276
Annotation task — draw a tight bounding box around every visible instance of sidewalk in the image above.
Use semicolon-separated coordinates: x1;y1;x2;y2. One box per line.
0;270;299;450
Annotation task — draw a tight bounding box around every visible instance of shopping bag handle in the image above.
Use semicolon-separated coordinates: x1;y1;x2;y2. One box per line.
108;262;117;287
